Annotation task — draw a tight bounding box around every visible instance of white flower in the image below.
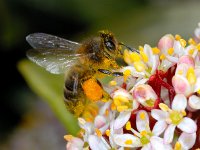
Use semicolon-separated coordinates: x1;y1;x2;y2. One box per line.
64;135;84;150
151;94;197;144
174;132;196;150
114;110;172;149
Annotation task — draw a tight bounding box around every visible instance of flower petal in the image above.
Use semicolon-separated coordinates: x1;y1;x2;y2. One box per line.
88;135;110;150
150;136;172;150
152;120;167;136
136;110;150;132
94;115;106;129
178;132;196;149
141;143;152;150
177;117;197;133
114;111;131;129
164;124;176;144
188;95;200;110
151;109;168;121
113;134;142;148
172;94;187;111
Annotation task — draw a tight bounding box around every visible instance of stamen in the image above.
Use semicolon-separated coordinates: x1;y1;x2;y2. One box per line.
125;121;132;130
130;52;141;62
167;48;174;55
188;38;196;45
140;112;146;120
175;34;181;40
152;47;160;54
125;139;133;145
140;51;149;62
95;128;102;137
159;103;170;111
124;69;131;82
181;110;186;116
133;61;146;72
139;46;144;51
179;39;187;47
105;109;109;116
64;135;73;141
111;102;116;110
197;43;200;51
140;130;147;136
177;70;183;75
160;54;166;60
186;67;196;84
109;80;117;86
105;129;110;137
188;49;194;55
78;118;86;125
174;141;182;150
117;105;128;112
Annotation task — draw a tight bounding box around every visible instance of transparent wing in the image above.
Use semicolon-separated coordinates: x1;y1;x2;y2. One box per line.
27;48;93;74
26;33;81;50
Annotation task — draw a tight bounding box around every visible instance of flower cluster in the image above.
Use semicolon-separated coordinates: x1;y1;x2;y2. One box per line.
65;23;200;150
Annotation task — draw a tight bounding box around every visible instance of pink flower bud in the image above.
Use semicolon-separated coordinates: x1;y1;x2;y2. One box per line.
158;34;174;53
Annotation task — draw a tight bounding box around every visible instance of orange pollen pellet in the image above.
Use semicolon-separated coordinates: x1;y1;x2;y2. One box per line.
82;78;103;102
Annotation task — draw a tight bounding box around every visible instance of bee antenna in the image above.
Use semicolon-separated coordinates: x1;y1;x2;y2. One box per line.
119;42;139;53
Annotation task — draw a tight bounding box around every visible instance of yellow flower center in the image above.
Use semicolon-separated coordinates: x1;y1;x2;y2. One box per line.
169;110;183;125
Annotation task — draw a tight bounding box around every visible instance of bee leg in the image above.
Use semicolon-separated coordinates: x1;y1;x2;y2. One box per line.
98;69;112;75
98;69;123;77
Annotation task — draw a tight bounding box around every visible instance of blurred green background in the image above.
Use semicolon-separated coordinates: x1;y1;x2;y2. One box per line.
0;0;200;149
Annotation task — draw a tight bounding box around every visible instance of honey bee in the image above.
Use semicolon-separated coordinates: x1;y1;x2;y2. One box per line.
26;31;138;117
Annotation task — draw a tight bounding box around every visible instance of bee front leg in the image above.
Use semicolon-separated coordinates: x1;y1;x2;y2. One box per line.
98;69;123;77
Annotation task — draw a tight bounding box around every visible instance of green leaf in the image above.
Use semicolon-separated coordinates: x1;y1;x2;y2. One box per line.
17;59;80;135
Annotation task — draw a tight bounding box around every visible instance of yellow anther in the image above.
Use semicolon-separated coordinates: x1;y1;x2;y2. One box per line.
188;49;194;55
140;51;149;62
188;38;196;45
126;121;132;130
175;34;181;40
64;135;73;141
123;69;131;82
133;61;146;72
197;89;200;95
125;139;133;145
152;47;160;54
95;128;102;137
160;54;166;60
130;52;141;62
167;48;174;55
78;118;86;125
177;70;183;75
139;46;144;51
159;103;170;111
111;102;116;111
140;130;147;136
109;80;117;86
140;112;146;120
115;95;129;103
181;110;186;117
197;43;200;51
113;97;121;106
105;129;110;137
179;39;187;47
105;109;109;116
124;69;131;76
117;105;128;112
187;67;196;84
174;141;182;150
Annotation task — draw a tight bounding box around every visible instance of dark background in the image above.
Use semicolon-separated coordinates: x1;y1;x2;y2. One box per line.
0;0;200;149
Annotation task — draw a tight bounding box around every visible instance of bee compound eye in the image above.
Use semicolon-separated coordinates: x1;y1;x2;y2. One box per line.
105;40;115;51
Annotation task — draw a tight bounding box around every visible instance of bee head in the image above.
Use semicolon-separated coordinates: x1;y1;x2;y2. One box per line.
99;30;121;58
